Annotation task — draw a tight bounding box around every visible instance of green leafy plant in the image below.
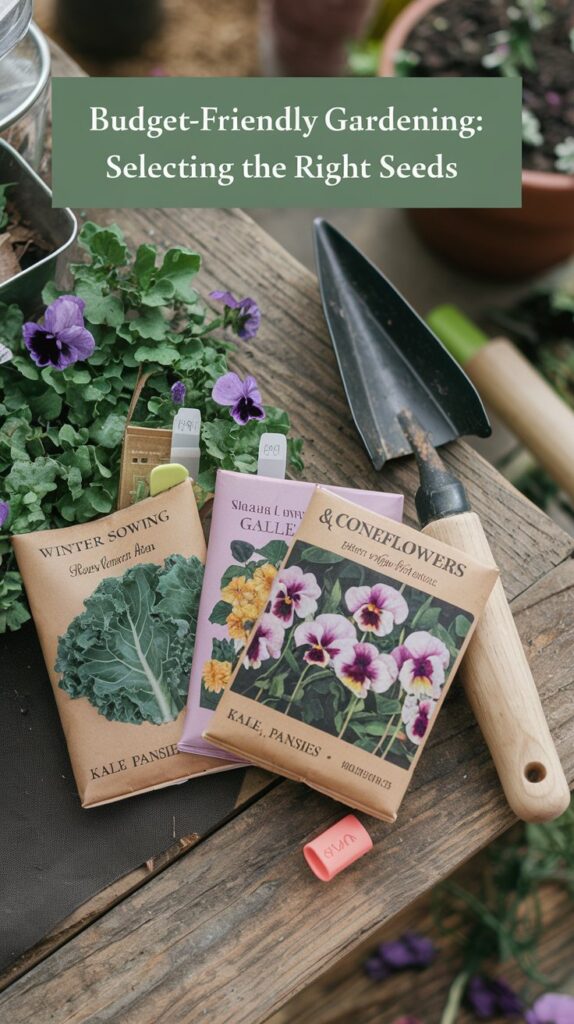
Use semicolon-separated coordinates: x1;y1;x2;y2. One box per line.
434;807;574;1023
555;137;574;175
0;221;304;633
56;554;204;725
482;0;552;77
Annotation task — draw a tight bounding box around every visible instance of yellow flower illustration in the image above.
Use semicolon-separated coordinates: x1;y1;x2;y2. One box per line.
227;612;251;644
202;660;233;694
221;575;250;606
252;562;277;598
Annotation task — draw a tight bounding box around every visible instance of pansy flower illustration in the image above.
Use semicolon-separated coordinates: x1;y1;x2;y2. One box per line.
392;631;450;700
345;583;408;637
270;565;321;627
333;642;398;698
294;614;357;667
402;695;437;745
245;613;285;669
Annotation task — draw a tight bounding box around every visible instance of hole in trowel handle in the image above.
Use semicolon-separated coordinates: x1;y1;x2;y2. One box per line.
525;762;547;783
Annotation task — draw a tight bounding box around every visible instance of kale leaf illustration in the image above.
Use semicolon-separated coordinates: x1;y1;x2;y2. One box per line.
55;554;204;725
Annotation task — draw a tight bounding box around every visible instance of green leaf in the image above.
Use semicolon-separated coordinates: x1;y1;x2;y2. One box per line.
284;646;301;675
91;413;126;448
78;222;128;267
256;540;288;564
75;279;124;327
209;599;233;625
133;342;180;365
220;563;250;588
323;578;342;614
133;244;157;289
212;636;237;662
157;249;201;303
56;554;203;724
231;540;255;563
454;614;472;638
269;674;286;699
27;388;63;423
129;308;170;341
300;545;344;564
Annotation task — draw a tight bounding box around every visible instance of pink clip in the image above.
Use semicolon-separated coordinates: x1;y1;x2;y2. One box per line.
303;814;373;881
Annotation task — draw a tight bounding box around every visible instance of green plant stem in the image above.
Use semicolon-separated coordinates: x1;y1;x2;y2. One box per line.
338;694;359;739
372;714;395;756
256;623;297;683
381;716;403;759
439;969;471;1024
285;663;313;715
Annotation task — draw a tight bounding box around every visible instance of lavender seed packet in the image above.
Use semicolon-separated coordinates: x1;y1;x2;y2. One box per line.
179;470;403;762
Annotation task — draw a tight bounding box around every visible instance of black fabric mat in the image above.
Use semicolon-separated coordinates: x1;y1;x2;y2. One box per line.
0;622;245;974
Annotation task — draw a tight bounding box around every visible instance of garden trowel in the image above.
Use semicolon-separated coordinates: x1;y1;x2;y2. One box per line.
314;218;569;824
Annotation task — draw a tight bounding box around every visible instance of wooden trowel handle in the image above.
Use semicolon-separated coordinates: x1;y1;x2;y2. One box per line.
468;339;574;501
423;511;570;823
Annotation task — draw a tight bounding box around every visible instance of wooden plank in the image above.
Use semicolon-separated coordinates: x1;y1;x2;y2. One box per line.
2;560;571;1023
269;867;574;1024
0;768;277;993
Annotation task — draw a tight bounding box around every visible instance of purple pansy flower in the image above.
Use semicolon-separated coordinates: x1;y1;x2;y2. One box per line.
345;583;408;638
526;994;574;1024
402;696;437;745
392;631;450;700
23;296;95;371
245;613;285;670
364;932;436;981
333;641;398;698
466;976;523;1019
171;380;186;405
294;613;356;667
212;372;266;426
270;565;321;627
210;289;261;340
0;500;9;528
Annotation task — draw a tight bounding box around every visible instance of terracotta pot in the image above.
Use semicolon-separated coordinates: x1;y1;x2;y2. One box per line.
261;0;377;76
379;0;574;280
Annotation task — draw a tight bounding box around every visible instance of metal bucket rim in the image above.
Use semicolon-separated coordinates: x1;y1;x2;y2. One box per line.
0;22;51;133
0;138;77;293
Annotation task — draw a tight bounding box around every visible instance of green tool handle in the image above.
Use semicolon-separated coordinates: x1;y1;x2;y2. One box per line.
429;305;574;501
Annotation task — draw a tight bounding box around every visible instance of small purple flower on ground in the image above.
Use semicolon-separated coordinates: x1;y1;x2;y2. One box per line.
212;372;265;425
363;933;436;981
0;500;9;528
526;993;574;1024
379;933;436;970
23;296;95;371
171;381;186;405
466;976;523;1019
210;289;261;340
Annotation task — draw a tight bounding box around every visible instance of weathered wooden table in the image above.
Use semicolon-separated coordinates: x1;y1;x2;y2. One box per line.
0;42;572;1024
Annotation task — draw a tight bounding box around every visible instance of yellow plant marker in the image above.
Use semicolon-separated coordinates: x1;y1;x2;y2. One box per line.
149;463;189;496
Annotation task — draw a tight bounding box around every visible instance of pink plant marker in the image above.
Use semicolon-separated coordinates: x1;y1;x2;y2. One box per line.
303;814;373;881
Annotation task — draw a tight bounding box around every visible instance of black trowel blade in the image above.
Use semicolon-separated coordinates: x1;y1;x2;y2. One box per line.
313;219;491;471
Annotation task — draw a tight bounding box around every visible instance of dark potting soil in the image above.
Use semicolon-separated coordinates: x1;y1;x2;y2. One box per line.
403;0;574;174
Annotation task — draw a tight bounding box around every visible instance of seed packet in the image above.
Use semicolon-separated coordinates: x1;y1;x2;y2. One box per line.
12;480;232;808
179;470;404;760
204;487;498;821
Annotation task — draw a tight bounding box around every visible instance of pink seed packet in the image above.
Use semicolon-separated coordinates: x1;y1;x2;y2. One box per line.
179;470;403;762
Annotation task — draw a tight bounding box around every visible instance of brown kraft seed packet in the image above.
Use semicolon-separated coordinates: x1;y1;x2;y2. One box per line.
12;480;231;807
205;487;499;822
